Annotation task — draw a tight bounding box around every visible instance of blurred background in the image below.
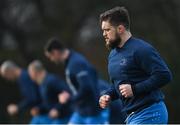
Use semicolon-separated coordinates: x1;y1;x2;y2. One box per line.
0;0;179;123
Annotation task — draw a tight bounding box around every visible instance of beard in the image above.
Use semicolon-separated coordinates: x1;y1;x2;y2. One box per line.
105;33;121;50
54;59;64;65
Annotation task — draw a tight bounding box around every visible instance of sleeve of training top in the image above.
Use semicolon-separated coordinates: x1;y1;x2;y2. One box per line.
132;45;172;96
102;84;120;101
48;78;71;112
35;104;47;114
51;78;69;93
18;99;36;113
71;63;96;102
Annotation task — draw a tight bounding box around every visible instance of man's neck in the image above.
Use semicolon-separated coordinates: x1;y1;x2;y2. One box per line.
15;68;22;78
118;31;132;48
37;71;46;84
62;49;70;62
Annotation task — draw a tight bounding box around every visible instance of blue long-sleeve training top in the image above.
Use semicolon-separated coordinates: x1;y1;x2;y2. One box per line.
65;50;100;116
105;37;172;114
38;73;72;118
17;69;41;112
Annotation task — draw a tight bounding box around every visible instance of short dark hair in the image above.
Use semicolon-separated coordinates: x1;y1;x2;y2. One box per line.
99;6;130;29
44;37;65;52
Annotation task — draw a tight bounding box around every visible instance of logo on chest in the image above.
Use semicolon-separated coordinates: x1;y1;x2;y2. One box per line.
119;58;127;66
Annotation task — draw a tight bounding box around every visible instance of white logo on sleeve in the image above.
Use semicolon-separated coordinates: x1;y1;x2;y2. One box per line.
65;69;77;96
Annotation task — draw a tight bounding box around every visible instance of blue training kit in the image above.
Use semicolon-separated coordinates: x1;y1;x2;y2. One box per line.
104;37;172;123
18;69;41;112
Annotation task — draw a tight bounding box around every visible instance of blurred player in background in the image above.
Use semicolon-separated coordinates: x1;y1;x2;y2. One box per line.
99;6;172;124
0;60;41;122
98;79;126;124
44;38;109;124
28;60;73;124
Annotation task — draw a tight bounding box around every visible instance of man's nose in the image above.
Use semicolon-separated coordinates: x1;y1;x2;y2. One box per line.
103;31;106;37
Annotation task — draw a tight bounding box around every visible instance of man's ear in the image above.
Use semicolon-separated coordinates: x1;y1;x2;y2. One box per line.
117;25;125;34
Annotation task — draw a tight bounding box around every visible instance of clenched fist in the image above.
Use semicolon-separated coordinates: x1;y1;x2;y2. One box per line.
58;91;70;104
7;104;18;116
119;84;133;98
99;95;111;109
30;107;39;116
49;108;59;119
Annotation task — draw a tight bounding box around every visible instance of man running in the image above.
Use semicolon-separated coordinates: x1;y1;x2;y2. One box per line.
99;6;172;124
28;60;72;124
0;61;41;122
44;38;109;124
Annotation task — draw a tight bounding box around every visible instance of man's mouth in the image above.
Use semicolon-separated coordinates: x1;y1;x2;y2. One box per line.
106;40;110;44
105;38;108;41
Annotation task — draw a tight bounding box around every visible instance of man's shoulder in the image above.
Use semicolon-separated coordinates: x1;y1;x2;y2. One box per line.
130;37;155;53
108;49;117;59
19;69;31;81
20;69;28;76
46;73;60;82
70;52;88;66
131;37;151;46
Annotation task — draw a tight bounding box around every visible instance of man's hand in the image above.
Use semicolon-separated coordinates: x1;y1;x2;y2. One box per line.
99;95;111;109
49;108;59;119
119;84;134;98
7;104;18;116
58;91;70;104
30;107;39;116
